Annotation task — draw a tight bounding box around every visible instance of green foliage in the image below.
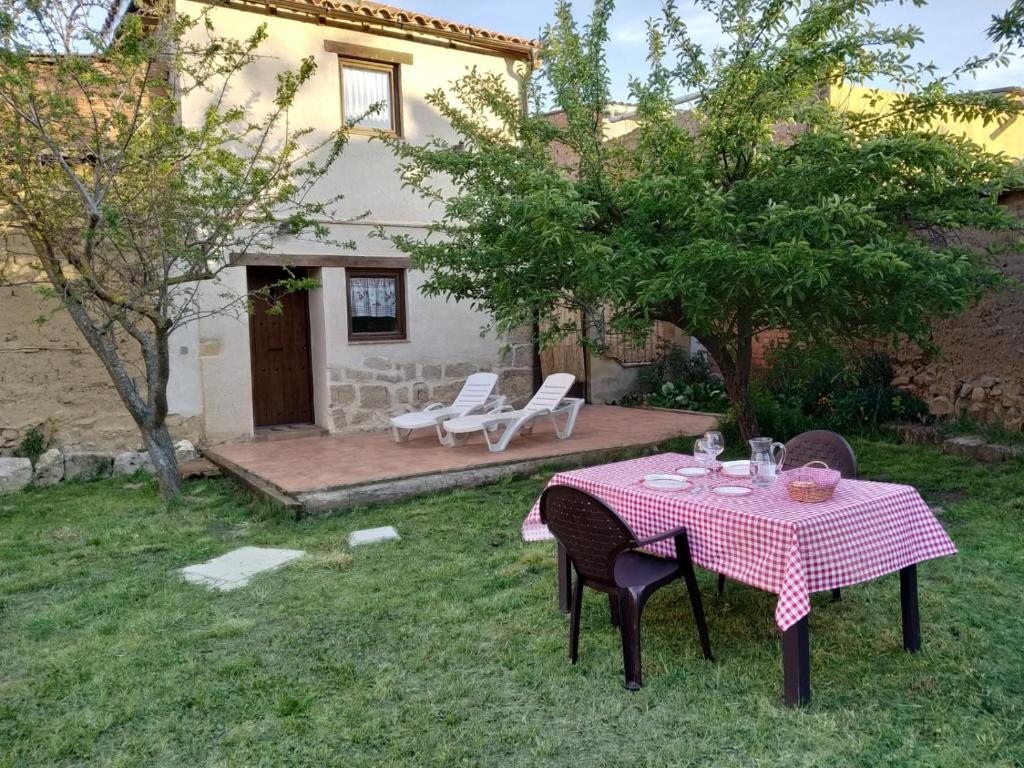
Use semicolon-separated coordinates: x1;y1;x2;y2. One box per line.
719;348;929;446
719;388;814;447
382;0;1024;441
635;347;730;412
647;380;730;412
765;348;929;430
13;427;45;464
636;344;693;393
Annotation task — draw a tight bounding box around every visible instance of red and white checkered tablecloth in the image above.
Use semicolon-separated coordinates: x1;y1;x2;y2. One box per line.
523;453;956;631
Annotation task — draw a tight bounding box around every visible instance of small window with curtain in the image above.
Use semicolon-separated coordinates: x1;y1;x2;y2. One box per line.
346;268;407;341
339;58;401;136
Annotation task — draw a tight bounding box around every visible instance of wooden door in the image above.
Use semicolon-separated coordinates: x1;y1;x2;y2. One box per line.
248;267;314;427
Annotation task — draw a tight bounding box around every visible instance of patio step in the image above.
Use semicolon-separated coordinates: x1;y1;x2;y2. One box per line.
253;424;329;443
201;449;305;519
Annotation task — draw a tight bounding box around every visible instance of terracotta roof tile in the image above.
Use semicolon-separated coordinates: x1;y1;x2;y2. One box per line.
323;1;540;46
105;0;539;52
305;1;539;47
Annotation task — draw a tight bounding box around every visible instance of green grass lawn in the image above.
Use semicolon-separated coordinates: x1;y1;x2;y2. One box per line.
1;439;1022;767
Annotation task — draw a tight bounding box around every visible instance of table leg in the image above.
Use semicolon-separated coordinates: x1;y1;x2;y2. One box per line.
900;564;921;652
782;616;811;707
557;543;571;614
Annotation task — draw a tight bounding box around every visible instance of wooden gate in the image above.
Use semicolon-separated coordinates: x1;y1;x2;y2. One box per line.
539;306;587;399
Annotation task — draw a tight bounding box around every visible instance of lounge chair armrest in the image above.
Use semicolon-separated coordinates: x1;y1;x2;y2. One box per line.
634;525;690;548
552;397;585;412
480;407;539;427
423;402;446;412
483;394;507;409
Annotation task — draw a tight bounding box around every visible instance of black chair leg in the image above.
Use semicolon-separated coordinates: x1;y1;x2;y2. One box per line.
832;588;842;602
608;594;620;627
717;573;726;596
676;533;713;661
569;578;584;664
618;592;642;690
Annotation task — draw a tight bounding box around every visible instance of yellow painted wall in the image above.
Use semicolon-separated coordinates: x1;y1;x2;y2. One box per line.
829;83;1024;159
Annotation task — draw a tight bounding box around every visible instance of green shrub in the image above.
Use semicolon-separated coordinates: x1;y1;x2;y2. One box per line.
14;427;46;465
647;380;730;412
637;344;687;393
721;346;928;445
720;386;814;447
634;346;730;413
764;347;927;431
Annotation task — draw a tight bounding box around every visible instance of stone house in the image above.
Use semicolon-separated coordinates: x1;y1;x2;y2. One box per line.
1;1;540;454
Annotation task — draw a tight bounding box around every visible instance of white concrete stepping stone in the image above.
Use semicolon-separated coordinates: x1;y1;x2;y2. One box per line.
348;526;400;547
181;546;304;591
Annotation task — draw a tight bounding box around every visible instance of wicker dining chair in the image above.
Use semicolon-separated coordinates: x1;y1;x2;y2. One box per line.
783;429;859;479
540;485;713;690
717;429;858;600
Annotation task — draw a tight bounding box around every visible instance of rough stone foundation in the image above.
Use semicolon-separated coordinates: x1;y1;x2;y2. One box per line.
888;191;1024;433
328;348;534;433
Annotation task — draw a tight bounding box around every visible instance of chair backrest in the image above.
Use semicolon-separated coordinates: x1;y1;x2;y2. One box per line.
540;485;636;585
783;429;858;478
525;373;575;412
451;372;499;410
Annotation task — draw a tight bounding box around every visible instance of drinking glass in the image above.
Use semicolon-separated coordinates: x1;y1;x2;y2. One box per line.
703;431;725;470
692;438;711;493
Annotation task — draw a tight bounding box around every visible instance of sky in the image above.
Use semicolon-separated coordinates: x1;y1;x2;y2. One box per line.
406;0;1022;101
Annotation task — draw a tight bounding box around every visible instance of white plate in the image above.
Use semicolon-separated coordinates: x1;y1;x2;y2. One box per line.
713;485;752;497
721;460;751;478
675;466;708;477
642;474;690;491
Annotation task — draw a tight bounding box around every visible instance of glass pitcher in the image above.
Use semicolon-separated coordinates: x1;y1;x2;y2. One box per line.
749;437;786;488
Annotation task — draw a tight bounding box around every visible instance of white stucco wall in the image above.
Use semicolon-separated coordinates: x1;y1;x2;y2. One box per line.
197;267;255;443
166;319;203;418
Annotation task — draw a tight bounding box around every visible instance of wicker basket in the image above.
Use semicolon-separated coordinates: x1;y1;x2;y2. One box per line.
786;461;841;503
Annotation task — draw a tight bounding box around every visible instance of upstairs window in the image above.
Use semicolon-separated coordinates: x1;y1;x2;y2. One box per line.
340;59;401;136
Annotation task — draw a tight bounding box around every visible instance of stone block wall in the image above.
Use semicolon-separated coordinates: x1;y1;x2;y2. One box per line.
889;191;1024;433
327;348;534;434
1;244;202;455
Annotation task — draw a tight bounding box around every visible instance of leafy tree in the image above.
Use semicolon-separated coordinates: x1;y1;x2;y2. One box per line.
0;0;348;496
990;0;1024;47
383;0;1023;440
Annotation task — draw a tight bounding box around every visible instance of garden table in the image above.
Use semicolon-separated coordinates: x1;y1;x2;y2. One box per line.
522;453;957;706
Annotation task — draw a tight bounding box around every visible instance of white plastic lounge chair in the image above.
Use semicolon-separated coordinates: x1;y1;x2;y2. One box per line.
442;373;585;453
390;372;503;445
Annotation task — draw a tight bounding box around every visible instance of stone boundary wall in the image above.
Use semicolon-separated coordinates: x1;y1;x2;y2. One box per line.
1;242;202;456
328;345;534;433
0;440;200;495
889;191;1024;433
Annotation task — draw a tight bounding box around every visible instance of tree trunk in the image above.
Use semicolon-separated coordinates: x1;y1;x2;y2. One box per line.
720;366;759;442
140;326;183;499
143;422;181;497
33;255;184;499
698;332;760;442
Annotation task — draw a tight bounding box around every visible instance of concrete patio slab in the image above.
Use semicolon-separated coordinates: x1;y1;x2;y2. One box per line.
205;405;718;517
349;526;401;546
181;546;305;591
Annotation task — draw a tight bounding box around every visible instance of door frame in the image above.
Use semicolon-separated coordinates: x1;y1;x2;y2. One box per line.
247;266;315;428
